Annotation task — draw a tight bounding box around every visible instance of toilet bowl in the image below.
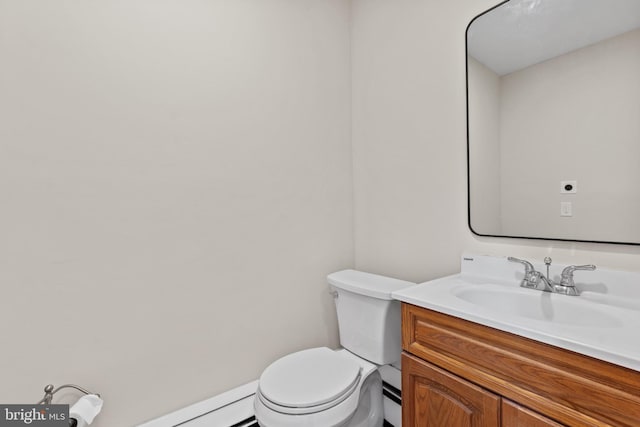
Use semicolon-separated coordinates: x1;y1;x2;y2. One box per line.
254;347;382;427
254;270;414;427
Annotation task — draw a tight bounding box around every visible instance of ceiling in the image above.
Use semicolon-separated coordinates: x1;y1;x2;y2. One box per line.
467;0;640;76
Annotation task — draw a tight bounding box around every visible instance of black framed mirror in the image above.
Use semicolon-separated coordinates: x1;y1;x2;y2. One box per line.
466;0;640;245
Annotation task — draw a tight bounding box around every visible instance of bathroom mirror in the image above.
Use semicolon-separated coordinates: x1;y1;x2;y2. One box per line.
466;0;640;245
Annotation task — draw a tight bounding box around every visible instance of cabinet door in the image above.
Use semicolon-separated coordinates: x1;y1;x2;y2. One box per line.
502;400;565;427
402;353;500;427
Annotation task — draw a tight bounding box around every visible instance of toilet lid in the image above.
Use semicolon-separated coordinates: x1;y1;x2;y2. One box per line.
259;347;362;408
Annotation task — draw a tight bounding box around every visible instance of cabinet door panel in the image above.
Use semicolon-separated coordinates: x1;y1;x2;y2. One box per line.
502;400;565;427
403;352;499;427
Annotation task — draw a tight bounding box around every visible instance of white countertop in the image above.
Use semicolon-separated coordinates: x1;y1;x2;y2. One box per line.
392;254;640;372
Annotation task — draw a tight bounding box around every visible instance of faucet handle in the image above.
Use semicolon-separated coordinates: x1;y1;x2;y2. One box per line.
560;264;596;286
508;257;534;273
508;257;540;288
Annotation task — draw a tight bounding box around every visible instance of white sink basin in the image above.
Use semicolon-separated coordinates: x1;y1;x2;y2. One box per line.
391;254;640;372
452;285;621;328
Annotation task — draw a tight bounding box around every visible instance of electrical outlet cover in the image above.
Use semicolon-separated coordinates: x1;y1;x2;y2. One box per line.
560;180;577;194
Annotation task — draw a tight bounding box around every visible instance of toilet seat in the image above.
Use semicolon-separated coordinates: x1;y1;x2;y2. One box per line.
258;347;362;414
255;348;381;427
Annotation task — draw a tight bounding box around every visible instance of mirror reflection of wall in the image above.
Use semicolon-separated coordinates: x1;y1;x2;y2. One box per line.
467;0;640;244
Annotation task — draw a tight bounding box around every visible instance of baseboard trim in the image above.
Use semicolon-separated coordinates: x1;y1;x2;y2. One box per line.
137;380;259;427
138;370;402;426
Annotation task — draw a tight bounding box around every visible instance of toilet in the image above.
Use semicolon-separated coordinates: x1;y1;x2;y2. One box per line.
254;270;414;427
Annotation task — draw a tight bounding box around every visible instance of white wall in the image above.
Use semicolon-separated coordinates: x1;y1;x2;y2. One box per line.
351;0;640;285
0;1;352;425
4;1;640;425
500;28;640;242
351;0;468;281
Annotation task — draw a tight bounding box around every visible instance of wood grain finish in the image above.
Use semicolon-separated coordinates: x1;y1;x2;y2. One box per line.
403;352;500;427
402;303;640;427
502;400;565;427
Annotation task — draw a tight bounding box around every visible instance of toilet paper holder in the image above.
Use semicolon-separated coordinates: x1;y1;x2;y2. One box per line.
36;383;100;405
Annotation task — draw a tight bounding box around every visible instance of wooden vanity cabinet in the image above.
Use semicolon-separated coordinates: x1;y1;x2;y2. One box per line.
401;303;640;427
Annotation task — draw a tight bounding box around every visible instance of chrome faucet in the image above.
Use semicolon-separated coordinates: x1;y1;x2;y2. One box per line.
507;257;553;292
555;264;596;296
508;257;595;296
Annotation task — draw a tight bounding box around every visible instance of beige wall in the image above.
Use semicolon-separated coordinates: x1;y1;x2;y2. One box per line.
351;0;469;281
4;1;640;425
500;28;640;242
351;0;640;285
0;1;352;425
468;57;502;235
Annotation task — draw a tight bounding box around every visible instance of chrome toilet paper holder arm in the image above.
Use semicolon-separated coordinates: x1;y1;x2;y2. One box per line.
37;383;100;405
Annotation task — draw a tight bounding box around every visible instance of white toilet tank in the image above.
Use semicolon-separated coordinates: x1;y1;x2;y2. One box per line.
327;270;414;365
